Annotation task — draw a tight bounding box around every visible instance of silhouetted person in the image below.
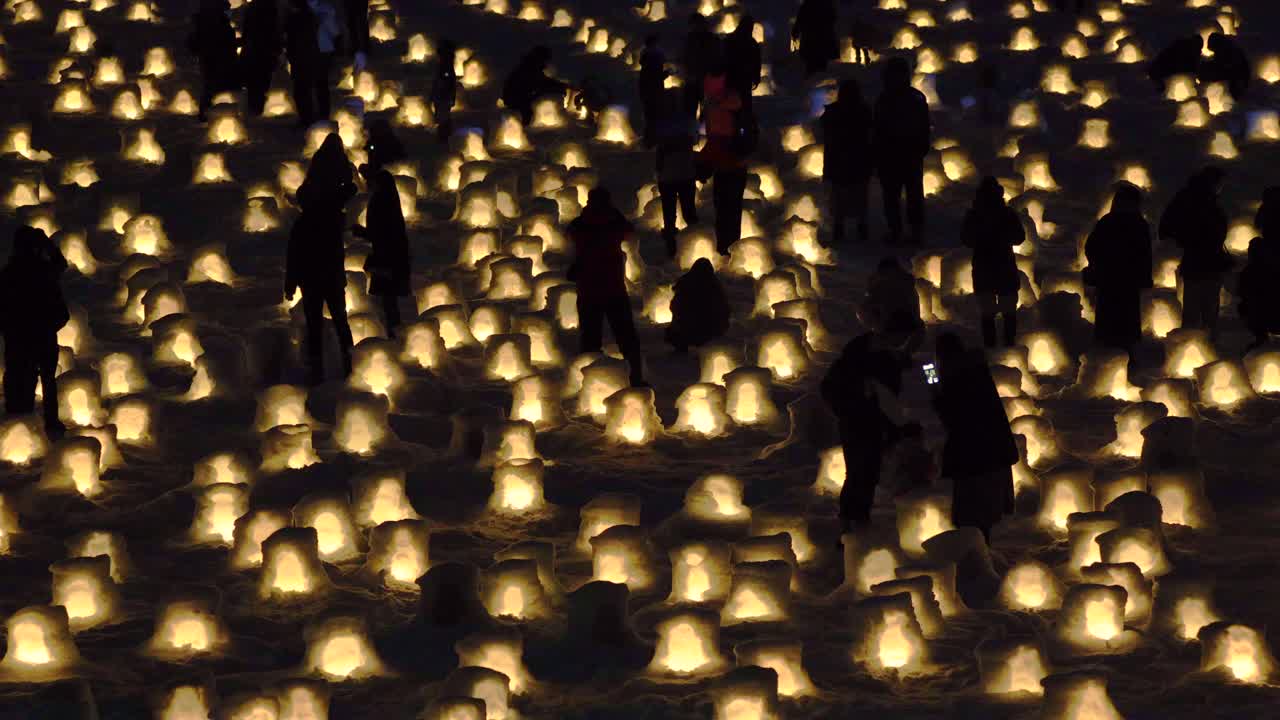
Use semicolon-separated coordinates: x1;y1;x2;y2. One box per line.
638;35;668;147
1149;35;1202;93
724;15;761;108
431;39;458;143
666;258;730;352
1084;183;1153;351
861;257;923;349
931;332;1016;544
285;0;327;126
1054;0;1088;11
976;64;1007;130
568;188;646;387
848;12;881;65
503;46;569;126
701;60;750;255
655;93;699;257
822;77;873;245
821;333;904;533
343;0;369;60
0;226;68;438
188;0;240;121
874;57;931;245
288;133;357;383
362;116;405;175
1240;186;1280;349
1200;32;1251;99
354;170;409;339
682;14;719;112
963;177;1023;348
242;0;281;117
1162;167;1230;339
792;0;838;75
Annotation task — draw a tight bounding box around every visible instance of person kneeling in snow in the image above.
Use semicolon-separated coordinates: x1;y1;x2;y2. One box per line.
665;258;730;353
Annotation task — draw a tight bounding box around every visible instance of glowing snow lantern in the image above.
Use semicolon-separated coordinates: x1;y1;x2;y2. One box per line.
304;615;384;680
1021;331;1068;376
1077;118;1110;149
1197;360;1254;409
1163;329;1217;378
456;631;534;696
842;536;902;596
158;684;213;719
604;388;662;445
709;667;780;720
512;314;561;368
482;334;533;383
1098;526;1170;577
334;393;391;456
1075;350;1140;401
294;494;362;564
1039;672;1125;719
123;127;165;164
401;319;445;371
590;525;656;591
853;595;929;674
349;472;418;529
685;474;750;524
575;493;640;553
193;152;233;184
979;642;1049;697
1105;402;1165;459
1245;348;1280;395
254;385;313;432
1054;584;1130;655
348;341;405;402
648;611;728;677
1248;111;1280;142
755;323;809;382
189;483;247;545
259;424;320;473
509;374;563;430
1012;416;1058;471
365;520;429;588
734;640;815;699
424;305;479;351
147;598;228;658
1038;468;1093;534
187;244;235;285
1000;561;1064;611
489;459;547;515
49;557;117;632
108;396;152;445
480;419;541;467
1141;378;1197;418
483;559;550;619
0;606;79;680
896;493;953;558
0;422;44;469
1142;291;1181;338
669;543;731;604
1199;623;1276;684
670;383;731;438
207;114;246;145
1082;562;1151;625
258;528;329;600
56;374;105;428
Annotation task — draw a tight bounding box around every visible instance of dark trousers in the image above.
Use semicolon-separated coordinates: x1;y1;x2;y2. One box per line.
578;294;643;382
640;89;660;146
433;102;452;143
198;61;219;117
839;420;882;528
380;294;401;335
3;332;59;428
245;56;275;116
291;53;332;126
879;157;925;243
1181;275;1223;338
301;284;354;370
712;168;748;254
659;180;698;255
344;0;369;55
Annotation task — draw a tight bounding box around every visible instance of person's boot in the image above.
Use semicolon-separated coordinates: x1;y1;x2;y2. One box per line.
981;315;997;348
1003;314;1018;347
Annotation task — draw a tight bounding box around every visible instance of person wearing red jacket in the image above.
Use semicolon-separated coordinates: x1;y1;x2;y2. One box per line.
568;188;647;387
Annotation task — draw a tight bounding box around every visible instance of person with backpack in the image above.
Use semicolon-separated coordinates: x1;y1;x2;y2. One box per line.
962;177;1025;348
1083;183;1153;351
0;226;69;438
873;57;931;245
1161;167;1230;340
822;77;873;245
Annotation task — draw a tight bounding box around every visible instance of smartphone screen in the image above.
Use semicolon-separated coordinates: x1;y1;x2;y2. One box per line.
923;363;939;385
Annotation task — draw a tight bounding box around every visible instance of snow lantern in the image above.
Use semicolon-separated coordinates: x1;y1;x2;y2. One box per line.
259;425;319;472
304;615;384;680
483;334;534;383
1142;290;1181;338
123;127;165;164
594;106;635;146
1095;471;1146;509
207;114;246;145
710;666;780;720
186;244;235;286
979;641;1049;697
0;606;79;680
1082;562;1151;625
735;640;815;698
1245;348;1280;394
842;535;902;596
647;610;728;677
38;437;101;499
727;237;775;279
490;114;529;153
469;302;511;344
189;483;247;546
671;383;731;438
591;525;656;592
424;305;479;350
1097;526;1170;577
349;340;406;402
895;492;954;558
152;316;204;367
549;285;580;330
229;509;290;570
1074;350;1141;401
365;519;429;588
242;196;281;232
575;493;640;553
1038;468;1094;534
442;667;510;720
604;387;662;445
1148;469;1213;528
721;561;791;625
509;374;563;430
277;680;329;719
479;420;541;467
157;684;214;720
774;299;830;350
258;528;330;600
422;698;485;720
1141;378;1197;418
489;459;547;515
724;367;780;429
192;152;233;184
1000;560;1065;612
753;270;800;318
1247;111;1280;142
49;557;117;632
66;530;129;582
755;322;810;382
852;594;929;674
1054;584;1131;655
685;474;750;524
482;559;550;620
109;397;152;445
292;495;361;565
1105;402;1166;459
669;543;732;604
870;576;944;639
333;392;391;456
1199;623;1276;684
402;318;446;369
751;514;817;566
147;597;228;658
1078;118;1110;149
456;630;534;695
1021;330;1070;377
1196;360;1255;409
778;218;830;264
1039;672;1124;720
486;257;533;301
121;213;169;256
1163;329;1217;378
1066;513;1121;575
0;418;45;467
58;372;105;427
1013;415;1059;470
673;231;721;274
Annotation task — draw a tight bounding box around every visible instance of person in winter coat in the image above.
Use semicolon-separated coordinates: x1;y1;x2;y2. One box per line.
502;46;569;126
1161;167;1230;339
361;116;405;176
242;0;281;117
681;14;719;112
874;57;931;245
654;93;699;257
1149;35;1203;93
285;0;334;127
298;132;357;211
1200;32;1251;99
344;0;369;60
431;39;458;143
666;258;730;352
821;333;905;533
0;226;69;438
724;15;761;108
354;170;409;338
568;188;647;387
700;62;750;255
962;177;1024;348
822;77;873;245
861;256;924;350
1239;187;1280;350
792;0;839;75
638;35;669;147
1083;183;1153;351
189;0;240;120
931;332;1016;544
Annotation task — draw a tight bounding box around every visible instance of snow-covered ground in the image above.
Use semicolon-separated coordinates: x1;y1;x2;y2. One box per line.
1;0;1280;717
